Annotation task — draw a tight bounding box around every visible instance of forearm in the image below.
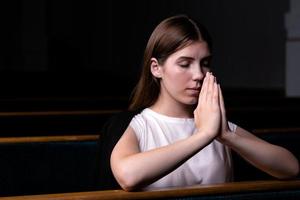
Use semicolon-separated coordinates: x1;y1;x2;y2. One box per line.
224;129;299;179
111;132;213;191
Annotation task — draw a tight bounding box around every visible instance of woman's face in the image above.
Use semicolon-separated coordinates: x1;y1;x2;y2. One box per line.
158;41;211;106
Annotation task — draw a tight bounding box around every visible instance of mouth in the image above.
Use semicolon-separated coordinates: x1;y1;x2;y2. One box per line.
186;88;200;96
187;87;201;91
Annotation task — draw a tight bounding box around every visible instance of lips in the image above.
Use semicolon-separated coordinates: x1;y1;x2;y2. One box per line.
187;87;201;91
189;87;200;90
186;88;200;96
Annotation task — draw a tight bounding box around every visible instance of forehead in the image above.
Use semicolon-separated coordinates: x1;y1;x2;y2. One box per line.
168;42;210;61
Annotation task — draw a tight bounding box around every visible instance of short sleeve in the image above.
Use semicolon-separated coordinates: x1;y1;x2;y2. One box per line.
228;121;237;132
129;114;146;144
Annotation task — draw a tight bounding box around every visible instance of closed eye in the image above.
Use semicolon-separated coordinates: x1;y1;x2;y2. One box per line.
200;56;212;68
178;60;192;68
179;63;190;68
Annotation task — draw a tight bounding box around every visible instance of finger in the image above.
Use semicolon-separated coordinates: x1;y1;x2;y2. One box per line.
206;73;215;102
218;84;225;114
198;72;209;104
218;84;228;128
212;81;219;106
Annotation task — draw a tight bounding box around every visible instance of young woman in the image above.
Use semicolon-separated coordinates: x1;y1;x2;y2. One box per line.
110;15;299;191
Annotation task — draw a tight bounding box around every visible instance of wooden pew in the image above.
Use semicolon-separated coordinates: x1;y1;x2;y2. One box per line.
0;127;299;197
225;95;300;130
0;109;121;136
252;127;300;134
0;135;101;196
0;95;299;136
227;105;300;131
0;135;99;144
0;180;300;200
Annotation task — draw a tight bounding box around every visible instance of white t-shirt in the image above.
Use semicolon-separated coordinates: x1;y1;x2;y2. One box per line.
129;108;237;190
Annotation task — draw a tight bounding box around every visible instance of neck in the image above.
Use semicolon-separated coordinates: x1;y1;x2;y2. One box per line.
150;94;195;118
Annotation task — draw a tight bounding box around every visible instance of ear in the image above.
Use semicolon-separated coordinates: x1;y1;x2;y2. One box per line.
150;58;162;78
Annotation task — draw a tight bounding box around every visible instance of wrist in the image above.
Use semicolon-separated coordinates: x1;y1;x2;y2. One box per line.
194;129;217;143
218;130;236;146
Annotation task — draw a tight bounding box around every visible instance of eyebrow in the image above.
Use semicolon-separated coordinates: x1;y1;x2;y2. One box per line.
177;56;195;61
177;55;212;61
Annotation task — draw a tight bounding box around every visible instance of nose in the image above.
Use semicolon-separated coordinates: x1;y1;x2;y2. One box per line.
191;64;204;83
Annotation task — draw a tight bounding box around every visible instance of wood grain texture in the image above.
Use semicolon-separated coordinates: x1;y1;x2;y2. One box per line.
0;135;99;143
0;110;121;117
1;180;300;200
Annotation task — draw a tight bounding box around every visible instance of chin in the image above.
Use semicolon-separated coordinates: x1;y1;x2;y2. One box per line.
185;98;198;105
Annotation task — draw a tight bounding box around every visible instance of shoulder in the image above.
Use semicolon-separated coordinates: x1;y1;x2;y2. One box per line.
130;108;165;130
130;109;150;126
129;108;154;136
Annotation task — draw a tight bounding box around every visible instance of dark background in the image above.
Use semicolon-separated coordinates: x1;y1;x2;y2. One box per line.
0;0;289;101
1;2;300;196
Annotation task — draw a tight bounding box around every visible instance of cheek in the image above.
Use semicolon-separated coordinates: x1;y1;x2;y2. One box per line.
161;64;192;89
165;70;190;88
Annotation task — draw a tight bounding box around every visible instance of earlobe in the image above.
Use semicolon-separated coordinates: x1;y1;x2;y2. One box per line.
150;58;162;78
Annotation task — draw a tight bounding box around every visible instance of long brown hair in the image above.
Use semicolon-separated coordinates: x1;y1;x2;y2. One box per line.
129;15;212;111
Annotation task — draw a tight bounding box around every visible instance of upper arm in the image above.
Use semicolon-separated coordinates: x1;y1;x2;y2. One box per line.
111;125;141;162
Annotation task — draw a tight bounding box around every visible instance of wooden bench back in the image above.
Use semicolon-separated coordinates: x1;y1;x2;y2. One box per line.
1;180;300;200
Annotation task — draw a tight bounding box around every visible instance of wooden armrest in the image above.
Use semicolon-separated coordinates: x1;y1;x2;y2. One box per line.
0;110;120;117
253;127;300;134
1;180;300;200
0;135;99;143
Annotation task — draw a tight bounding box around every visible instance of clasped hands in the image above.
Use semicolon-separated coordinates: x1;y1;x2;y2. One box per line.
193;72;232;142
